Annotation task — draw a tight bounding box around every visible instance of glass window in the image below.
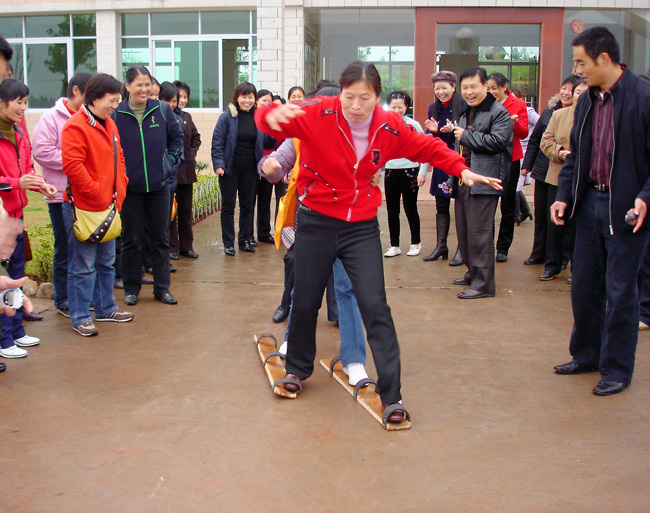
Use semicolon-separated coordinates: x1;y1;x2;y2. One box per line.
154;41;173;82
563;10;650;78
9;44;23;81
72;14;96;37
25;15;70;38
305;9;415;98
0;17;23;38
437;23;540;107
73;39;97;74
26;43;68;108
121;13;148;36
201;12;250;35
122;38;149;77
151;13;199;36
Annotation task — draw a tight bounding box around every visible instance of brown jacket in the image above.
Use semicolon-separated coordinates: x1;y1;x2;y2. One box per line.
540;105;575;186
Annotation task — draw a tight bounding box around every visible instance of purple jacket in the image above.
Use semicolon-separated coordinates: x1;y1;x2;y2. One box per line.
32;97;72;203
257;138;296;183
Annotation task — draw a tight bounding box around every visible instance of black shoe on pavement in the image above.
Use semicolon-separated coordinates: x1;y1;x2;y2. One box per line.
593;379;631;396
179;250;199;258
170;264;177;273
272;306;290;323
259;235;275;244
539;270;560;281
239;241;256;253
154;292;178;305
496;252;508;263
524;257;543;265
170;252;180;260
0;362;5;373
248;238;259;248
124;294;138;306
141;275;154;285
22;311;43;321
554;361;598;375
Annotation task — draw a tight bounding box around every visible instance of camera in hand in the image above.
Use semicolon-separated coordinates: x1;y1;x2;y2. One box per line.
1;288;23;309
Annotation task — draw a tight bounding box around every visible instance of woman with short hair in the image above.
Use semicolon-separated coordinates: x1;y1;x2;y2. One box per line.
61;73;134;336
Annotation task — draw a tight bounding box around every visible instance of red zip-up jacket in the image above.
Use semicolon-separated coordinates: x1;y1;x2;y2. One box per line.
62;105;128;212
502;92;529;161
255;96;468;222
0;124;33;219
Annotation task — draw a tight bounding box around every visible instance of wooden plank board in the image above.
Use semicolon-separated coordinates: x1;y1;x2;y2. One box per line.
319;358;411;431
254;333;296;399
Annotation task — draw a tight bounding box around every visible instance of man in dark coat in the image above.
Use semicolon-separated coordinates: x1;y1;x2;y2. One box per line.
551;27;650;396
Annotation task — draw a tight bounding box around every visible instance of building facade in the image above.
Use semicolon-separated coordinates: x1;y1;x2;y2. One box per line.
1;0;648;165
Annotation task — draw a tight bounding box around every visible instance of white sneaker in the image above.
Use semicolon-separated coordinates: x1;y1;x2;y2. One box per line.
14;335;40;347
384;247;401;257
278;341;288;355
343;363;369;386
407;243;422;256
640;321;650;330
0;345;28;358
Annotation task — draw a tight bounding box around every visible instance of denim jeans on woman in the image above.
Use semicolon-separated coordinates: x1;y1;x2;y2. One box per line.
48;202;69;310
62;201;119;327
0;229;26;349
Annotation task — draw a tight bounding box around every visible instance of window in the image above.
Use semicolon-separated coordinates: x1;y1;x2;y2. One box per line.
305;9;415;99
358;45;415;98
121;11;256;109
436;24;540;108
0;15;96;108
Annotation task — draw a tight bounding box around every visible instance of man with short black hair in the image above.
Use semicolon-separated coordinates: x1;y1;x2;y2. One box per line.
452;67;512;299
551;26;650;395
0;34;13;77
32;73;92;318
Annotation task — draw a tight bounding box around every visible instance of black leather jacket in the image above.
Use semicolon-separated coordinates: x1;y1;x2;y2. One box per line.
456;93;513;195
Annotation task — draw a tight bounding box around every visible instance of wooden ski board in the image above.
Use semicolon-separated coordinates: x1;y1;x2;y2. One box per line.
254;333;296;399
319;358;411;431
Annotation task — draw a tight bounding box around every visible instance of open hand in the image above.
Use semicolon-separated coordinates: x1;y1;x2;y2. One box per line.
460;169;502;190
265;104;305;131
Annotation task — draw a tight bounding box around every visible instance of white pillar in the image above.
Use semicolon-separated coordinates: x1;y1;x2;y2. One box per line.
256;0;305;97
95;11;121;79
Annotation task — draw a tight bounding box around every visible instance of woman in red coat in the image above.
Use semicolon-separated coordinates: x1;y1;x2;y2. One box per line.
62;73;132;337
487;73;529;262
0;79;56;359
256;61;502;424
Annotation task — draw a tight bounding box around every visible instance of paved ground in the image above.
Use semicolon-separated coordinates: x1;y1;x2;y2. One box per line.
1;201;649;512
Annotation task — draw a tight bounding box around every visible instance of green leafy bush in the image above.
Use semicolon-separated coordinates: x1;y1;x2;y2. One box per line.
25;224;54;283
192;174;221;224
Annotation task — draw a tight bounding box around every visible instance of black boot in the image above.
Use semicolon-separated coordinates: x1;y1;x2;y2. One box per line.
423;214;450;261
449;246;463;266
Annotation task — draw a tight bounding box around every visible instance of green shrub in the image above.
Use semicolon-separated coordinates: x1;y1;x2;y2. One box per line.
25;224;54;283
192;174;221;224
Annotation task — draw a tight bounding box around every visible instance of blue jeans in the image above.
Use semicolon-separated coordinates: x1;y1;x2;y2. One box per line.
0;229;26;349
333;258;366;367
63;202;119;326
283;258;366;367
48;203;69;309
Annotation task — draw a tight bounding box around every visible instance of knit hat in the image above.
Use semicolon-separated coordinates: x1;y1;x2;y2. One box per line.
431;71;457;85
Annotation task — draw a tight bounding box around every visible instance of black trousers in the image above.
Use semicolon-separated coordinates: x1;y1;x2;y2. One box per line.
280;245;294;310
544;184;572;274
170;183;195;253
529;179;549;261
496;159;521;255
638;245;650;325
384;167;421;247
121;185;171;297
569;188;650;382
287;206;402;404
219;166;257;248
455;184;499;294
257;178;287;239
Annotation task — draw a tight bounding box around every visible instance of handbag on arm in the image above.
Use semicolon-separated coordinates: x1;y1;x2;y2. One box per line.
68;129;122;243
